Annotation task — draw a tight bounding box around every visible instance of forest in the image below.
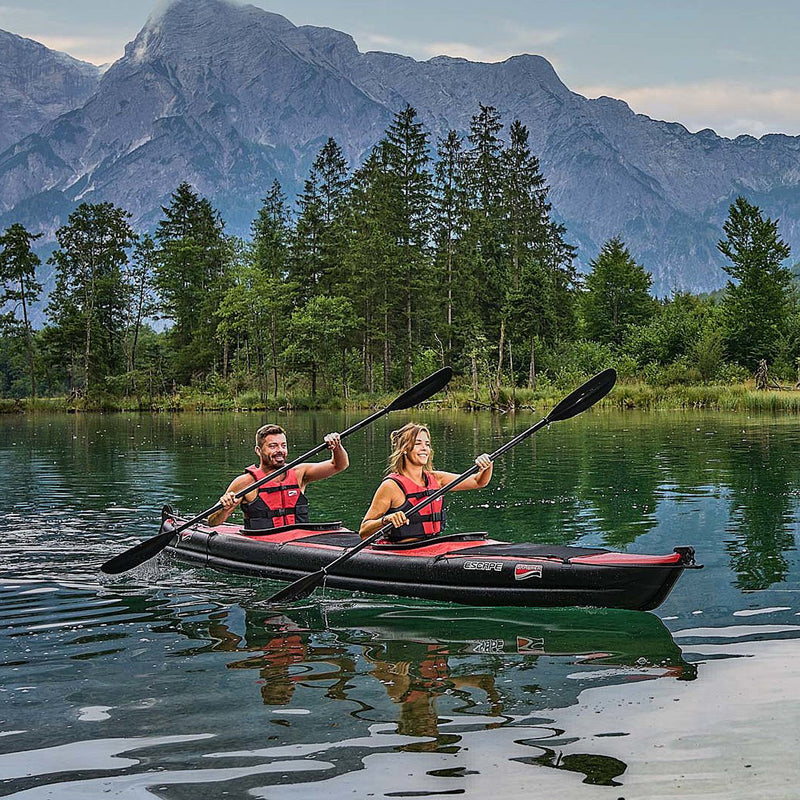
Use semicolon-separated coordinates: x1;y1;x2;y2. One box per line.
1;104;797;411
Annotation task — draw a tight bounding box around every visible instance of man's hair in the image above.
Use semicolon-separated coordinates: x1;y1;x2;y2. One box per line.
256;424;287;448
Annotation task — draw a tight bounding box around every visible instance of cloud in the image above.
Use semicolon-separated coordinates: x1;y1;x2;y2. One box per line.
576;80;800;138
356;22;566;64
33;34;123;65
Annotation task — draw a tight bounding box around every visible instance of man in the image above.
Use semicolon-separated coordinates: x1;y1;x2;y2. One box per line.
207;423;349;529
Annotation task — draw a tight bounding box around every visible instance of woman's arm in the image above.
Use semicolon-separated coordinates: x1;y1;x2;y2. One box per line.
434;453;493;492
359;480;408;539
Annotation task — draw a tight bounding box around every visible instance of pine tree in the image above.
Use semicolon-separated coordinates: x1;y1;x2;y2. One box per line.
250;181;294;397
583;237;655;347
292;138;350;300
155;182;230;381
718;196;793;369
433;130;470;358
464;105;506;391
46;202;136;393
384;105;433;387
0;223;42;396
346;145;397;391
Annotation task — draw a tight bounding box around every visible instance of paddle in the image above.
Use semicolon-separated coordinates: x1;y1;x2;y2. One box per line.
265;367;617;604
100;367;453;575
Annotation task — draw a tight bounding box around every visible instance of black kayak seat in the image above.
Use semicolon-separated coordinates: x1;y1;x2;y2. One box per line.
371;532;489;550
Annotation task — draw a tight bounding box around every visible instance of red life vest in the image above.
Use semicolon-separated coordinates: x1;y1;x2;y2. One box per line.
241;465;309;530
385;471;445;541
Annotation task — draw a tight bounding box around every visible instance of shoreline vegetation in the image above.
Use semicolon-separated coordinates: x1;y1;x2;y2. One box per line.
4;380;800;414
3;106;799;416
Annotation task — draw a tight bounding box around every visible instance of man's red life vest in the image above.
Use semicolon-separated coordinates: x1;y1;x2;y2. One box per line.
385;471;445;541
241;465;309;530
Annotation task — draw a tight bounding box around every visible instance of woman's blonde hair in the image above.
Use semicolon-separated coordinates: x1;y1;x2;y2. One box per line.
388;422;433;475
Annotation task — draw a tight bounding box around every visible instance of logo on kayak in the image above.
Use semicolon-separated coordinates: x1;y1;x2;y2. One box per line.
516;635;545;654
514;563;543;580
463;561;503;572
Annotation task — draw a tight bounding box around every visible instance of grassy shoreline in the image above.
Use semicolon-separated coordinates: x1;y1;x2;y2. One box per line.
3;380;800;414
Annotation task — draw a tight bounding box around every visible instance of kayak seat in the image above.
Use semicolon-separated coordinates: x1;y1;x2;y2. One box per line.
371;532;489;550
239;521;345;536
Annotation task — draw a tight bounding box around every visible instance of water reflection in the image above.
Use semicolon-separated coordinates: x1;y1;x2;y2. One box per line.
186;603;691;730
2;410;800;797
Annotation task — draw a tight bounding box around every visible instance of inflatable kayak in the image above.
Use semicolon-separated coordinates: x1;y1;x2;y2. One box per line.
162;510;700;610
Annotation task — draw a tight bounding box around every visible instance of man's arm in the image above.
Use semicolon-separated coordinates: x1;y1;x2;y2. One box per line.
296;432;349;489
207;473;253;527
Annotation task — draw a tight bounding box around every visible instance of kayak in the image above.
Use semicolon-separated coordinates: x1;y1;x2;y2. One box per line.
162;510;701;611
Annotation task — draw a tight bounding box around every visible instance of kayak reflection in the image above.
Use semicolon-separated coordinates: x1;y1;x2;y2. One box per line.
200;603;692;742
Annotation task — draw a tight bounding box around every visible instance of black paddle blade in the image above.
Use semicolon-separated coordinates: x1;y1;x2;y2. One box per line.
548;368;617;423
100;524;176;574
265;569;326;603
387;367;452;411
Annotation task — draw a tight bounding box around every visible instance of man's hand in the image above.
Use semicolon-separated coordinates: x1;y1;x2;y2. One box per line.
324;432;342;450
219;491;240;510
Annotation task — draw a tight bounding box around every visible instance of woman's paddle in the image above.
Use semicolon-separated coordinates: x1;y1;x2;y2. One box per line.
264;367;617;604
100;367;453;575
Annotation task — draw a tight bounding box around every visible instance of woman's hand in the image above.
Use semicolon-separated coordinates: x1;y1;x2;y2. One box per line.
383;510;409;529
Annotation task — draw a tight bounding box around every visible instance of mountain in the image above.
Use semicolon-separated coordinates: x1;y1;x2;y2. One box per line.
0;29;101;154
2;0;800;294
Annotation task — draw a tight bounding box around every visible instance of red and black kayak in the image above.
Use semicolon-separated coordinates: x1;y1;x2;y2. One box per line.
162;510;701;611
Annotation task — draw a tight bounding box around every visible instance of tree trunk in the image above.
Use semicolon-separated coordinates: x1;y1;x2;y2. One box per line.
270;315;278;397
508;338;515;408
492;317;505;404
19;274;36;398
528;335;536;390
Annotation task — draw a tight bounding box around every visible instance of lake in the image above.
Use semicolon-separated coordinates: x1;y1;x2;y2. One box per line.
1;408;799;799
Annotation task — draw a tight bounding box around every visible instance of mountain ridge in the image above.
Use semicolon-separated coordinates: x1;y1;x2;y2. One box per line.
1;0;800;294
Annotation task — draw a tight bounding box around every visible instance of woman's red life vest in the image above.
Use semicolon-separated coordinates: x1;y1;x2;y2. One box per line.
385;471;445;541
241;465;309;530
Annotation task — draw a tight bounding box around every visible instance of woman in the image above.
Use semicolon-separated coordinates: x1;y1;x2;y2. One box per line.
359;422;493;541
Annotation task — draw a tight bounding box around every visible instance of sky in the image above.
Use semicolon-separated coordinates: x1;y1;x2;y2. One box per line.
1;0;799;139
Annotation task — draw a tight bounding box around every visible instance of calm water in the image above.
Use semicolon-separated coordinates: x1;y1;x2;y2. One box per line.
1;409;799;799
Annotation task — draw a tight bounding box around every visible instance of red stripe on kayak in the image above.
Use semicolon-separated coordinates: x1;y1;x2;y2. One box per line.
569;552;684;566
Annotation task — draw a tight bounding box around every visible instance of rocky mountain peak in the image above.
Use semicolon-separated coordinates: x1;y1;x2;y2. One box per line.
0;29;101;153
2;4;800;294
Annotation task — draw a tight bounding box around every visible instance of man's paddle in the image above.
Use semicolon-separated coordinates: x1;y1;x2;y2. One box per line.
265;367;617;604
100;367;453;575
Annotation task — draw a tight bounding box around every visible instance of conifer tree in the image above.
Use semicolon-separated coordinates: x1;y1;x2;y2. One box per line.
346;145;397;391
718;196;793;369
155;182;230;381
433;130;470;358
250;181;294;396
0;223;42;396
46;202;136;393
583;237;655;347
384;105;433;387
292;138;350;299
464;105;506;390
